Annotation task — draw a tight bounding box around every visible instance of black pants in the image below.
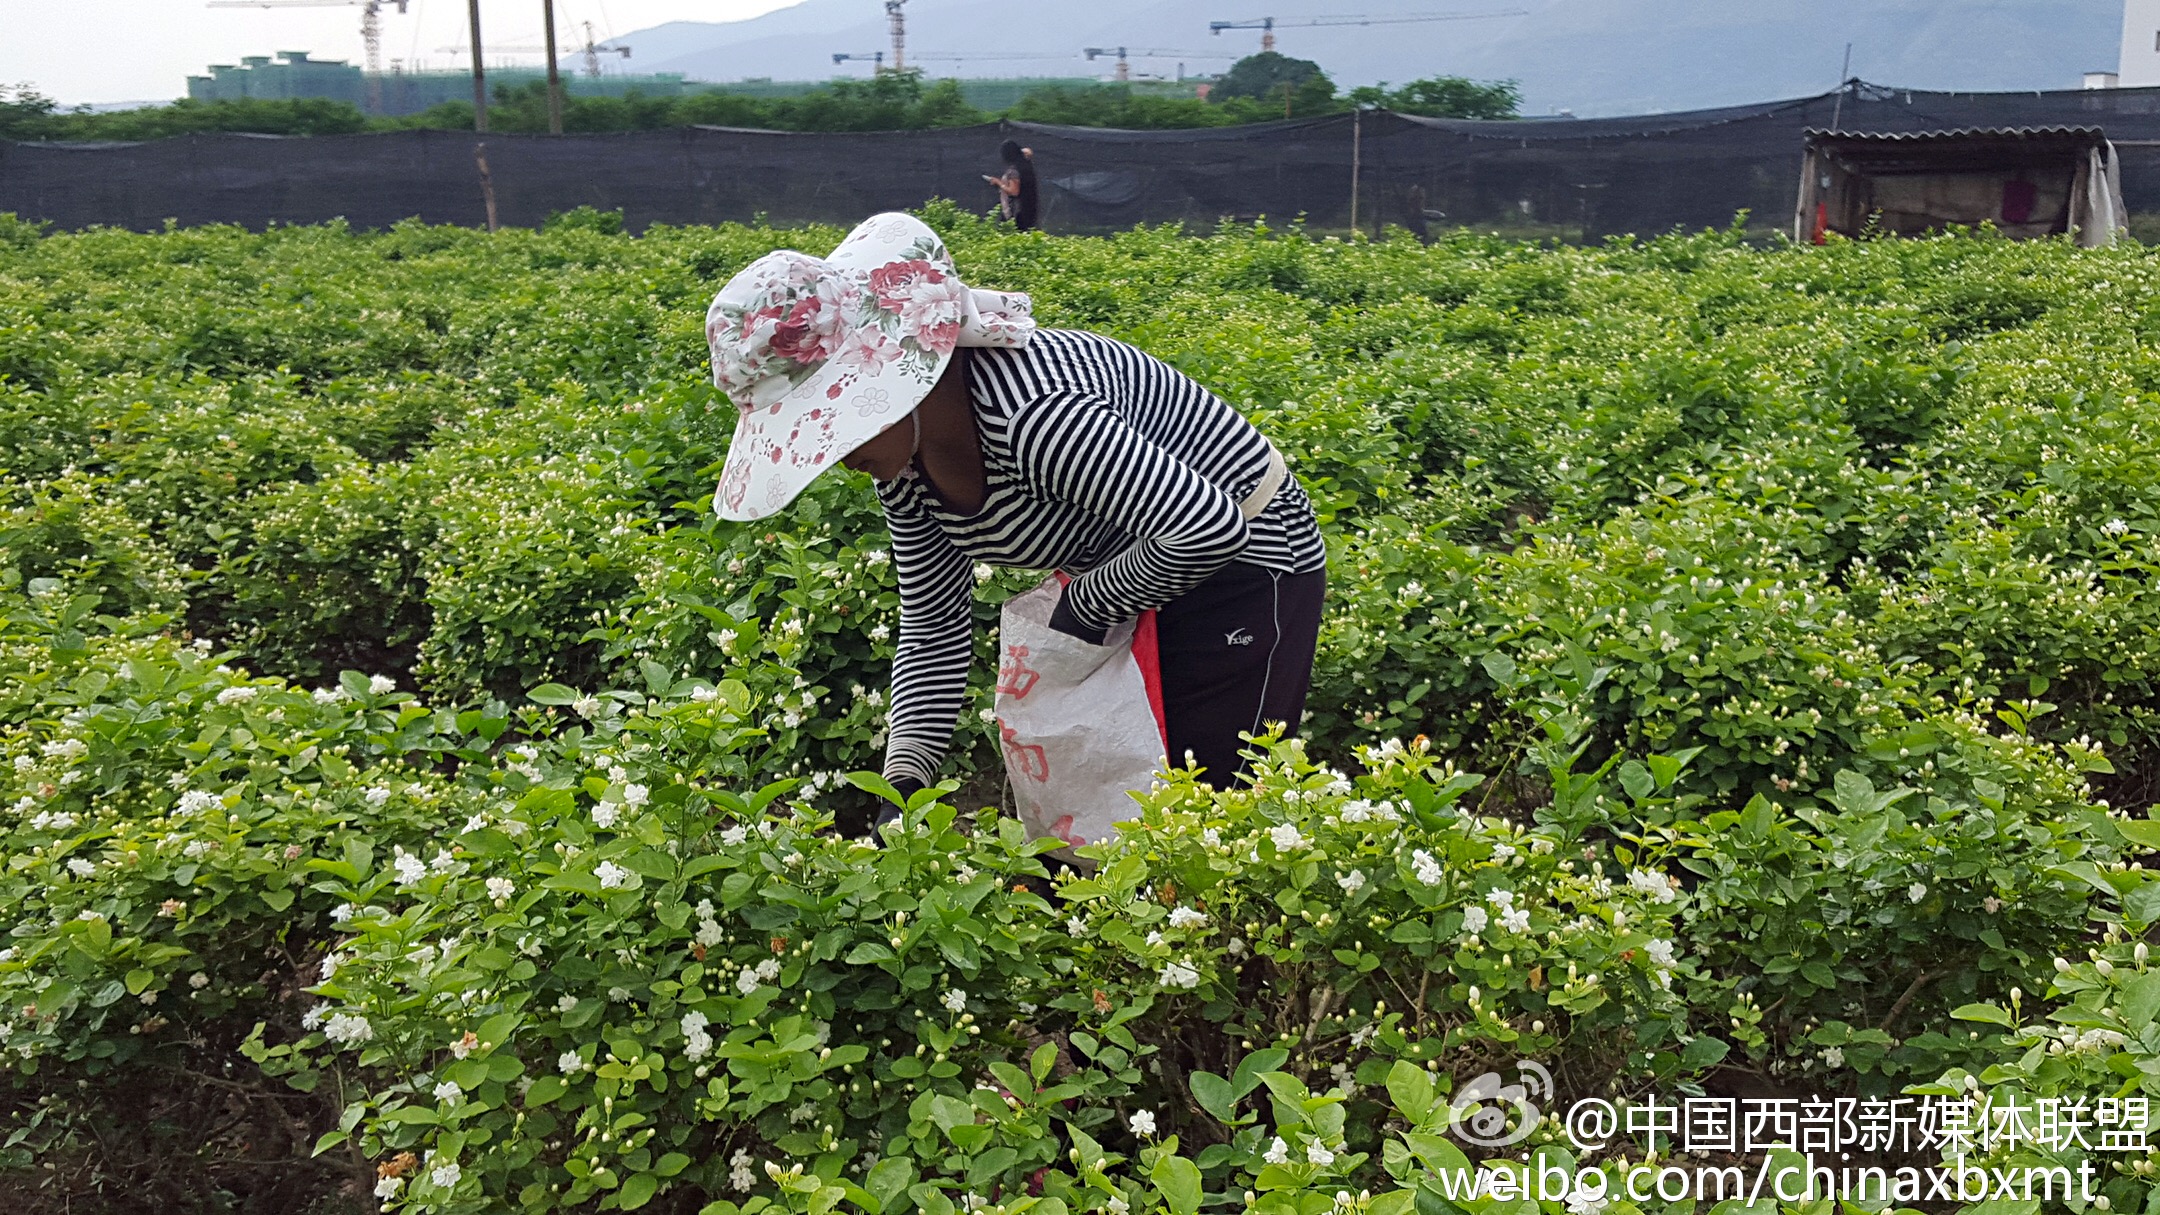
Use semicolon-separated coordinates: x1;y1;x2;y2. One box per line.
1154;561;1327;785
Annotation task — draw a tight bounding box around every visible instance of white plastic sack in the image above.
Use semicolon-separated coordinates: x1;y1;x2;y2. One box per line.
995;575;1167;862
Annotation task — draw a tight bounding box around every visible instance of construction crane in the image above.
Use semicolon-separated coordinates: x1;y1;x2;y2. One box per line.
1207;9;1524;54
833;49;1069;72
1082;46;1230;82
581;21;629;78
886;0;908;72
440;27;630;78
207;0;408;78
208;0;410;112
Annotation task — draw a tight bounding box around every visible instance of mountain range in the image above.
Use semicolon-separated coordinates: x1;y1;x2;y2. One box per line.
613;0;2124;117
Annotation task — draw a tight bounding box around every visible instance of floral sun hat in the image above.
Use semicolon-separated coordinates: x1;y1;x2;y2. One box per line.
705;212;1035;521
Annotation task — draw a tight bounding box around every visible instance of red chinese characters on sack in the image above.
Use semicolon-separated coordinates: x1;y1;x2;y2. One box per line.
1045;815;1087;848
999;721;1050;782
996;644;1041;699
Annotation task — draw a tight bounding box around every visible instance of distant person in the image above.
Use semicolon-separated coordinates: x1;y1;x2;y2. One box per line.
983;139;1039;231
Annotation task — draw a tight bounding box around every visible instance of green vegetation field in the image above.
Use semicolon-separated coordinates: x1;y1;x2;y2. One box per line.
3;205;2159;1214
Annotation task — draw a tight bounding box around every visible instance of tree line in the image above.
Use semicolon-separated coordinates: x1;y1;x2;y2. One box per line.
0;54;1519;141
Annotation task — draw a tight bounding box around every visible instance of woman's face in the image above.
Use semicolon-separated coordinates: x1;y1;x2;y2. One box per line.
841;411;917;482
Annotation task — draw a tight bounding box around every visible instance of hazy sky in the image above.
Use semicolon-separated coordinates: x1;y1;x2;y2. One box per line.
2;0;805;105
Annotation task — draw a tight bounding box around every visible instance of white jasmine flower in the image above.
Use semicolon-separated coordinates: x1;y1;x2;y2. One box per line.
1336;869;1366;895
1167;907;1207;929
313;687;343;705
755;959;779;982
42;738;88;759
1201;827;1221;848
1263;1137;1290;1165
696;919;724;947
1820;1046;1845;1069
1983;895;2003;913
1461;905;1489;934
1629;868;1678;902
728;1150;756;1192
1128;1109;1156;1136
1567;1191;1607;1215
942;988;967;1013
691;685;719;703
1159;960;1200;989
429;1162;460;1188
556;996;579;1014
486;877;514;901
1307;1141;1335;1166
323;1012;373;1045
66;858;94;877
1268;823;1307;851
2105;517;2130;537
215;686;256;705
301;1006;326;1031
188;972;209;989
572;695;600;718
1067;916;1087;936
1411;850;1445;886
429;850;456;875
595;861;630;890
375;1176;403;1198
1501;907;1530;933
434;1080;461;1103
331;903;355;923
368;675;396;695
392;848;426;885
559;1051;583;1074
177;790;220;814
591;802;620;829
737;969;762;995
1908;883;1927;903
622;784;649;808
608;986;631;1003
1644;939;1677;967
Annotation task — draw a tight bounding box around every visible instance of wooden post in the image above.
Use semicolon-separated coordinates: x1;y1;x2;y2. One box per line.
1350;107;1362;238
467;0;488;133
542;0;564;135
474;141;500;232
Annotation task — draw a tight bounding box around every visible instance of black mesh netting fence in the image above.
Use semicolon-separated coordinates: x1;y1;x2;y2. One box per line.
9;80;2160;238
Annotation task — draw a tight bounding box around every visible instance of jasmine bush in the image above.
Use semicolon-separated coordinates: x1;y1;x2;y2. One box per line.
5;210;2160;1211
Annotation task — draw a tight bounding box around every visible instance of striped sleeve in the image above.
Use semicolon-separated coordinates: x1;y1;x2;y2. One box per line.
879;489;978;789
1007;390;1252;635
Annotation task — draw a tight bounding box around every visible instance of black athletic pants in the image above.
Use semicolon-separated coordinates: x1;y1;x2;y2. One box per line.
1153;560;1328;785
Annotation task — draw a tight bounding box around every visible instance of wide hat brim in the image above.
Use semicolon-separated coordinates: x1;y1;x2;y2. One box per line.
709;215;969;522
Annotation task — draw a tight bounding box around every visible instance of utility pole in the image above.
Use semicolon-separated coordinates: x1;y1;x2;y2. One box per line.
467;0;488;132
542;0;563;133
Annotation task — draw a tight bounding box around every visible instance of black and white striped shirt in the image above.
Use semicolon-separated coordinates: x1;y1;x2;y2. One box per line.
876;328;1328;788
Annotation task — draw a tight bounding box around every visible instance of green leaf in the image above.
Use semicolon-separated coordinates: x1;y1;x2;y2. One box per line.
260;888;294;912
2121;972;2160;1030
2117;818;2160;850
1950;1003;2013;1027
1150;1155;1202;1215
527;683;580;705
617;1172;659;1210
1387;1059;1436;1122
1231;1047;1289;1096
524;1075;568;1106
1190;1070;1240;1123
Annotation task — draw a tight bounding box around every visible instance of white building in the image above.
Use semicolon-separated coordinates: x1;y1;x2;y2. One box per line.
2121;0;2160;86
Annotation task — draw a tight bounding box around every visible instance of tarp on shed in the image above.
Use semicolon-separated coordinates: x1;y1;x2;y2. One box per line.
1795;126;2129;246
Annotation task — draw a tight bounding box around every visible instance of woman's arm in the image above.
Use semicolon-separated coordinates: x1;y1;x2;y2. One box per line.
881;494;978;790
1007;391;1251;642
